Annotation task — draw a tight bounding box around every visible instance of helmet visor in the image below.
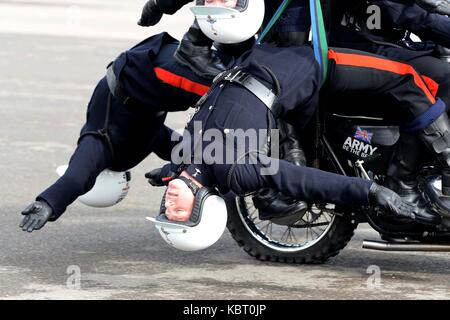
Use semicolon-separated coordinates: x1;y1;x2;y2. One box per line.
190;6;238;19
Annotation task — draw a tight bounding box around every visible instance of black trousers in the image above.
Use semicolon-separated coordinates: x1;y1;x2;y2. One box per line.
324;48;444;128
38;78;177;219
369;46;450;111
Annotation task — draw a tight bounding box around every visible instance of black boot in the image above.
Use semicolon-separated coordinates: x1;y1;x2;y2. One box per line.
384;133;442;225
174;21;227;80
369;183;441;225
253;120;308;225
384;133;425;204
253;189;309;226
279;120;307;167
419;112;450;216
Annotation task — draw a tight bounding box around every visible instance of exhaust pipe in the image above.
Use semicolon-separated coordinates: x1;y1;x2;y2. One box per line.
363;240;450;252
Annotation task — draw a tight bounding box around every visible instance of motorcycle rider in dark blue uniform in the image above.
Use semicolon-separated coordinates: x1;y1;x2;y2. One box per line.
139;0;316;221
327;0;450;213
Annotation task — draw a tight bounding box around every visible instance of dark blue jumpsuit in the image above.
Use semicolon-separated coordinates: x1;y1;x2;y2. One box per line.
180;44;444;205
37;33;211;220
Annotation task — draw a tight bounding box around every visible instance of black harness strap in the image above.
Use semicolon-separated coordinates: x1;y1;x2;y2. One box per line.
79;61;169;165
196;66;279;116
78;92;116;163
193;67;242;109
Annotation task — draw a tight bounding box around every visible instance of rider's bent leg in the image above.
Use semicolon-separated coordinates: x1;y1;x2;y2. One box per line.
326;48;439;121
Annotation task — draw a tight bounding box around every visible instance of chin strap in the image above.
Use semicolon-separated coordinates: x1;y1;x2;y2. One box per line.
176;176;201;196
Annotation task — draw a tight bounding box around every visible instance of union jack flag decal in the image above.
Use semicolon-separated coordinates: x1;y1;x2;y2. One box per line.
354;127;373;144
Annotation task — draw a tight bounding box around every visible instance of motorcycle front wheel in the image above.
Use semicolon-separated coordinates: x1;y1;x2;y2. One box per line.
226;196;357;264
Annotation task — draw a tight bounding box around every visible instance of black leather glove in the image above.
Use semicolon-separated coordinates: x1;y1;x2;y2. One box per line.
19;201;54;233
145;163;178;187
138;0;164;27
368;183;417;219
416;0;450;16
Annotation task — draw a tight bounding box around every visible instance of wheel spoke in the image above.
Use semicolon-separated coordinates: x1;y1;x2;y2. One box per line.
289;228;299;243
261;221;272;234
248;207;258;218
310;226;321;238
281;227;290;243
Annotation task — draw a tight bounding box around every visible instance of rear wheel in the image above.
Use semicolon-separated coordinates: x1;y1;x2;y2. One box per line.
226;197;357;264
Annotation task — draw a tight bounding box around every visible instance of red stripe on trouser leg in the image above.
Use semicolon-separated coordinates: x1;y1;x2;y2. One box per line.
328;50;437;104
421;75;440;98
154;67;210;96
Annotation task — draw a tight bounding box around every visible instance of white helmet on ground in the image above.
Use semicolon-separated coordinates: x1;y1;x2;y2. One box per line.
148;176;227;251
56;165;131;208
191;0;265;44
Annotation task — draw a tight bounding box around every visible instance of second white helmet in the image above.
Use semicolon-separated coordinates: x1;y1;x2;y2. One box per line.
56;165;131;208
191;0;265;44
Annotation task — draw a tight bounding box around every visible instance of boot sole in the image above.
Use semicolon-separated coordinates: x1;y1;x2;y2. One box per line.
260;203;309;226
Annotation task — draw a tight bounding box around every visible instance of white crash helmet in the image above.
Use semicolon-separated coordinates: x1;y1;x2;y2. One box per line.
147;176;227;251
191;0;265;44
56;165;131;208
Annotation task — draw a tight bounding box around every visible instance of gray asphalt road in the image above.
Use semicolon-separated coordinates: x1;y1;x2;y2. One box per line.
1;2;449;301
